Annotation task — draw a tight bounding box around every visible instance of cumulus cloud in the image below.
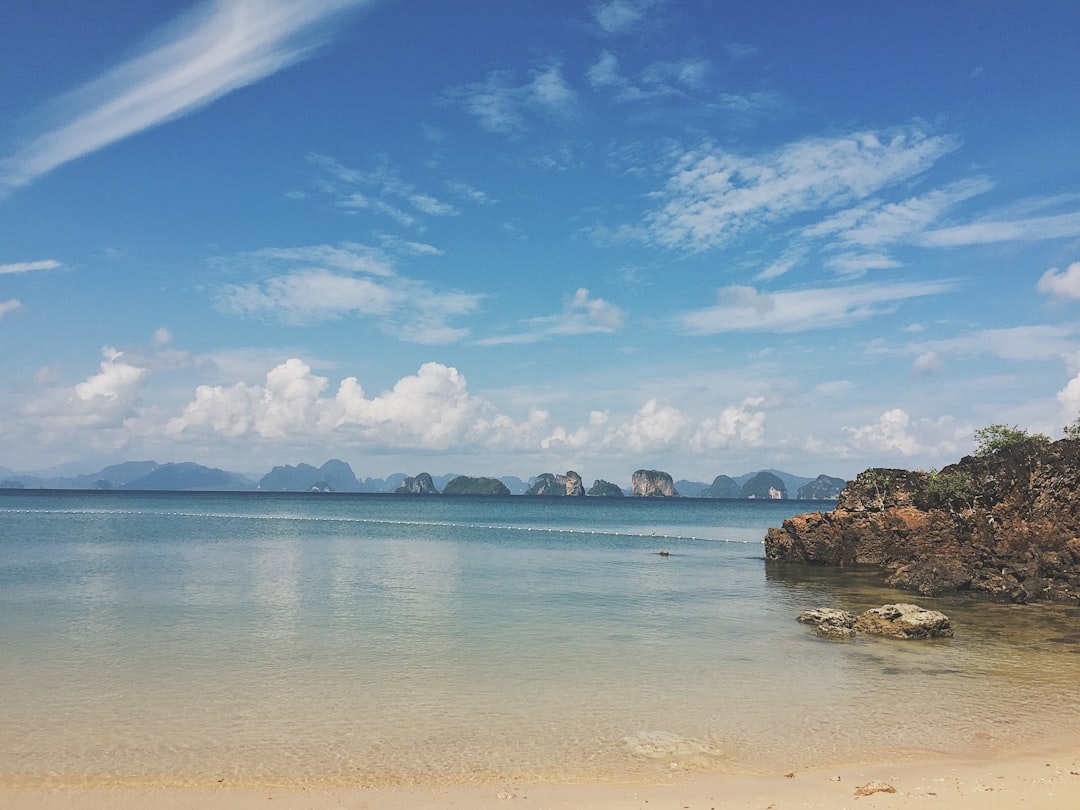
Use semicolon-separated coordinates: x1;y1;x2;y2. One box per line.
0;0;371;194
1058;373;1080;419
448;64;579;135
677;280;955;334
646;126;960;252
166;359;552;450
831;409;967;462
588;51;711;103
1037;261;1080;300
23;347;150;437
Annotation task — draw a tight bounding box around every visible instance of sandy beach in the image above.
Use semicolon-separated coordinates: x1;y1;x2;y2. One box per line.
5;748;1079;810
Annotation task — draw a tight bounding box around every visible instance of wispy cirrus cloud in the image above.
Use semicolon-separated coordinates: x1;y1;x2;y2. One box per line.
918;211;1080;248
589;0;662;36
0;259;63;274
0;0;372;195
476;288;626;346
308;153;460;228
447;64;579;135
645;126;960;252
677;279;956;334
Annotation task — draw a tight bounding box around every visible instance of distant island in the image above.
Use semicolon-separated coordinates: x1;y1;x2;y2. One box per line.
0;458;847;499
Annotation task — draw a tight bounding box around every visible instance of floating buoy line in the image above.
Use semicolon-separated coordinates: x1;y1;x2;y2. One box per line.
0;507;758;543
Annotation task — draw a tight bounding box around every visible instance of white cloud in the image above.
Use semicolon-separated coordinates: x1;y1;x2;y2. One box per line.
646;126;960;251
590;0;657;35
805;177;993;249
475;288;626;346
912;324;1080;363
0;0;370;194
918;211;1080;248
0;299;22;319
1057;373;1080;419
841;409;967;460
824;252;902;278
1037;261;1080;300
449;64;579;135
23;347;150;438
213;242;481;343
913;350;944;375
678;280;955;334
166;359;551;451
309;153;459;227
0;259;62;274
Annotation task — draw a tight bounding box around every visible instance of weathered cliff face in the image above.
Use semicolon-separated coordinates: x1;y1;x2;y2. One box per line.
763;438;1080;604
396;472;438;494
631;469;678;497
564;470;585;496
526;471;586;496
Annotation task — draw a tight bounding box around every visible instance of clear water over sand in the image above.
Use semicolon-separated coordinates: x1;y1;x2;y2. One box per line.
2;490;1079;787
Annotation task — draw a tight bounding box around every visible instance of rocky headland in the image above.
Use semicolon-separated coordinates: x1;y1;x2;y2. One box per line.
764;437;1080;604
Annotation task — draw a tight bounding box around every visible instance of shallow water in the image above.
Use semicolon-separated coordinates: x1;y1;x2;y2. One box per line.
2;490;1078;787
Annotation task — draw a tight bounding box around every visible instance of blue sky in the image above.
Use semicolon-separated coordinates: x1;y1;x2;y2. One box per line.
3;0;1080;484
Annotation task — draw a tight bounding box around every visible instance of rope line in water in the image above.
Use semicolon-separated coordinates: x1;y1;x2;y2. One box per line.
0;508;757;543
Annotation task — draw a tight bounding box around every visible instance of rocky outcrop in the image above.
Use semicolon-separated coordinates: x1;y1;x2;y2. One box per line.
260;459;361;492
631;469;678;497
526;470;586;496
588;479;624;497
442;475;511;496
741;471;786;499
797;474;846;500
703;474;742;498
564;470;584;496
765;438;1080;604
395;472;438;494
797;604;953;640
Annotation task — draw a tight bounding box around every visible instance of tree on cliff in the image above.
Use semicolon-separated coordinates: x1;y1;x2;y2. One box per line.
974;424;1049;457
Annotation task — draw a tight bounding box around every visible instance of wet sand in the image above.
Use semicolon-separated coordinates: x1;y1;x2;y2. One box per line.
5;747;1079;809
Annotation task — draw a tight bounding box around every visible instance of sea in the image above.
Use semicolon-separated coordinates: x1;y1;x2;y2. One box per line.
2;489;1079;789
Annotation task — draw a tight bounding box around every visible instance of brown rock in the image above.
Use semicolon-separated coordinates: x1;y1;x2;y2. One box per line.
764;439;1080;604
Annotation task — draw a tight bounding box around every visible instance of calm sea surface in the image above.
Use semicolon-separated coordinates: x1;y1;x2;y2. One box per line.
2;490;1079;788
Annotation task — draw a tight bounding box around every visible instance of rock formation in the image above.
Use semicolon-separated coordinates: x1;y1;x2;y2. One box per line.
797;604;953;640
703;474;742;498
631;469;678;497
741;471;786;499
564;470;585;496
588;479;624;497
526;471;586;496
442;475;511;496
796;474;846;500
764;438;1080;604
395;472;438;494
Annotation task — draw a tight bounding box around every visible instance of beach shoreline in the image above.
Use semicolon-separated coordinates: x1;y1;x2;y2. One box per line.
5;746;1079;809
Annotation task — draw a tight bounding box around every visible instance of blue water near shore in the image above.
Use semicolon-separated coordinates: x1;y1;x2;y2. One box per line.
2;490;1080;787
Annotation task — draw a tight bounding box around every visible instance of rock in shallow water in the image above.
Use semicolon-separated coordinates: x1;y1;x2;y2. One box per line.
798;603;952;640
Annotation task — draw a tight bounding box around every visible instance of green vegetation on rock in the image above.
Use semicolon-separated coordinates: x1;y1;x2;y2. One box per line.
442;475;511;495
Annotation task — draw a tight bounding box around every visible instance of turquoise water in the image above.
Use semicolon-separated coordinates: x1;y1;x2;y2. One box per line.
2;490;1079;787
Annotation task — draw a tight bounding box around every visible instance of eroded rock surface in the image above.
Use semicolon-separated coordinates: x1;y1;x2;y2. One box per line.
766;438;1080;604
797;604;952;640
